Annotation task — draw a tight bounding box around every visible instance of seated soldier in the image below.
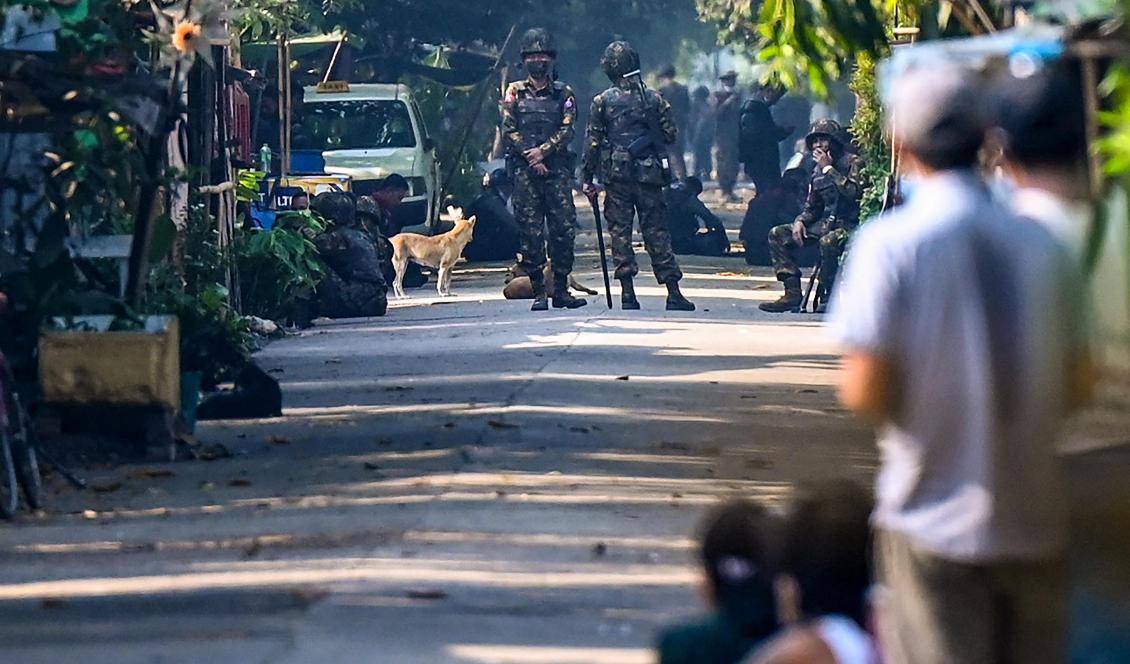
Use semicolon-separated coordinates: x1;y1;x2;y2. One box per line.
760;121;863;313
464;169;521;262
668;177;730;257
310;192;388;318
656;499;778;664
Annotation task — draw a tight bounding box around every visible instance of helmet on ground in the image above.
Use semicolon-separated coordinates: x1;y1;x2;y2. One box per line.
805;119;845;150
601;40;640;82
520;28;556;58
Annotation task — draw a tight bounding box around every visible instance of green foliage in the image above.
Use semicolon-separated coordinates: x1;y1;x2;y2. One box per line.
147;202;250;382
1099;63;1130;177
234;210;326;321
697;0;916;95
848;54;891;219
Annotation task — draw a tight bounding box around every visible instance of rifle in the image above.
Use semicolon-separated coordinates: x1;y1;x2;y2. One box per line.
622;69;671;176
586;189;614;309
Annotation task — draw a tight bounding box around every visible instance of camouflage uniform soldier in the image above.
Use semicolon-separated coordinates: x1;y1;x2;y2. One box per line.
501;28;586;311
760;120;864;313
581;41;695;311
311;192;388;318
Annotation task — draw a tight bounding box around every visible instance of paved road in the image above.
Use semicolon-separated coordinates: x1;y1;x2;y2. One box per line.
0;204;1125;663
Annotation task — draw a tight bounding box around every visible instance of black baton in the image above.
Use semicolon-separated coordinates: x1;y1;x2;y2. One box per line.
587;191;614;309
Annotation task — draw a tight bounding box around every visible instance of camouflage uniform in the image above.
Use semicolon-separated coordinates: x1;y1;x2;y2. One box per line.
581;44;682;285
501;74;578;289
767;121;863;295
311;192;388;318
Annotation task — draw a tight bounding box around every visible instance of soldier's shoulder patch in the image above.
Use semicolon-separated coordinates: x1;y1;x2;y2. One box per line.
563;96;575;110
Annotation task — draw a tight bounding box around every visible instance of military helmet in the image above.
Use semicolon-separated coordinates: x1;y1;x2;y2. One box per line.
805;119;845;150
520;28;556;58
600;41;641;82
311;191;356;227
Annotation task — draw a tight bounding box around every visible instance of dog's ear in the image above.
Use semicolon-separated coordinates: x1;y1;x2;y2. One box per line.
467;215;477;226
446;206;464;221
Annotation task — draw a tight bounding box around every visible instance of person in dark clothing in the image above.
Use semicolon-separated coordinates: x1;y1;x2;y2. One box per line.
656;499;778;664
714;71;743;202
740;84;793;196
658;64;691;181
669;177;729;256
356;174;427;289
464;169;521;262
690;85;715;181
310;192;388;318
739;166;808;265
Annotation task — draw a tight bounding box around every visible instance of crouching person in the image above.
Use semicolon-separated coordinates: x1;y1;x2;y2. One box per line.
656;499;778;664
310;192;388;318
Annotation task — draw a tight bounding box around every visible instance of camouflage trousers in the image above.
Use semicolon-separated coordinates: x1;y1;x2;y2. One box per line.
604;181;683;284
513;167;577;284
767;223;851;291
316;270;388;319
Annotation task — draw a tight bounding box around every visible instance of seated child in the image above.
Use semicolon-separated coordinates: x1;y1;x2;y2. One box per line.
746;480;878;664
656;499;779;664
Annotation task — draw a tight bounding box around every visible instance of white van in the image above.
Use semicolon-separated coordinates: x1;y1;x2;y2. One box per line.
296;82;440;232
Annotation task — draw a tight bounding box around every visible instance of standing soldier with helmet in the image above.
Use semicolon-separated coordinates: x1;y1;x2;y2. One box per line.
581;41;695;311
501;28;587;311
760;119;864;313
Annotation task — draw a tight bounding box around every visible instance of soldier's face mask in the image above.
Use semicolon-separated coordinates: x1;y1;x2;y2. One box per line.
525;55;552;78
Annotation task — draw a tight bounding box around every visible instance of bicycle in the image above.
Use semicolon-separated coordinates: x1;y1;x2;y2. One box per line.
0;347;42;518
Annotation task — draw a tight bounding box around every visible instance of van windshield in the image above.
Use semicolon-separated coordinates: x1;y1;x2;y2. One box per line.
293;100;416;151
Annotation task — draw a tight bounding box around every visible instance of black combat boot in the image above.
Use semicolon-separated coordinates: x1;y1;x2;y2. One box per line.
530;272;549;312
551;277;588;309
665;279;695;311
620;277;640;310
759;276;802;313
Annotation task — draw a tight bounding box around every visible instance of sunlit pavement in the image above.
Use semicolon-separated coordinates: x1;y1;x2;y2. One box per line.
0;204;1125;662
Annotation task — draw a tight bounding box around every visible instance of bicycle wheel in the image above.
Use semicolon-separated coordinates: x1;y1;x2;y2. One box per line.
0;430;17;519
11;394;41;509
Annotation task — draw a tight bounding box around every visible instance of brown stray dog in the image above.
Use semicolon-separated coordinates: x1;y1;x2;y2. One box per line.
503;261;599;300
391;207;476;298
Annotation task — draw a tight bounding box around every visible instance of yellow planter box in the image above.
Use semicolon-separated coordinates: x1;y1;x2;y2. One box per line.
39;316;181;409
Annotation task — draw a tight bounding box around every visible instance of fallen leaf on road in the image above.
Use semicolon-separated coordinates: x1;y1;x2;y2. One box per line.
495;490;507;498
616;375;630;381
228;479;253;487
363;462;381;471
92;481;122;494
385;385;414;392
243;539;262;559
671;492;684;499
797;388;819;394
376;438;392;446
442;422;456;429
268;368;285;374
740;395;758;399
268;436;291;445
658;441;690;452
715;271;744;277
127;469;175;480
593;542;608;557
487;420;518;430
570;426;590;434
325;358;343;364
41;598;67;609
405;589;448;600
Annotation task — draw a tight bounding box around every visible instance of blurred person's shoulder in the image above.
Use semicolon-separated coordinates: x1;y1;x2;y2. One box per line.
744;626;838;664
657;615;761;664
